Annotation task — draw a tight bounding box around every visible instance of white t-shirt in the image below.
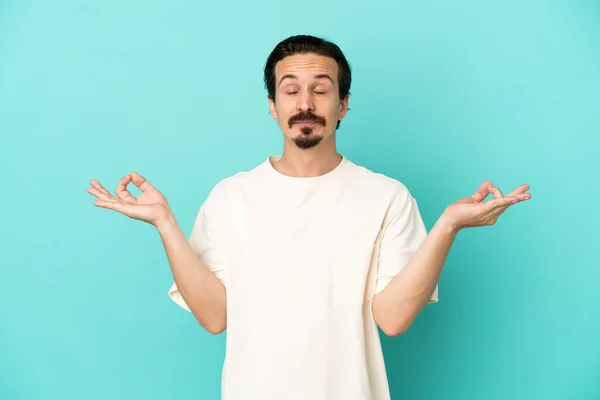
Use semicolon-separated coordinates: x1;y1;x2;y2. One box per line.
168;155;439;400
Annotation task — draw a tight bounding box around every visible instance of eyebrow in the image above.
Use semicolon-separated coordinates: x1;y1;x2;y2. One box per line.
278;74;334;86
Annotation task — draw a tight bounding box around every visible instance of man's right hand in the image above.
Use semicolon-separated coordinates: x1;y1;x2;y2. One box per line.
88;172;171;226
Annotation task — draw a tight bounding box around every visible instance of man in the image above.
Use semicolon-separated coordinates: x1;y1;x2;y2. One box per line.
88;35;531;399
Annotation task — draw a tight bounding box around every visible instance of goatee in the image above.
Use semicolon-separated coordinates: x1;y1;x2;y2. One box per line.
293;127;323;149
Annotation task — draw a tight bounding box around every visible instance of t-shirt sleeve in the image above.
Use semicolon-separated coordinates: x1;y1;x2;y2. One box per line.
168;184;227;311
374;193;439;304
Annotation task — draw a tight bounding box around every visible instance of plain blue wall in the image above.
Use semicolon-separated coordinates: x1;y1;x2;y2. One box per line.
1;0;598;399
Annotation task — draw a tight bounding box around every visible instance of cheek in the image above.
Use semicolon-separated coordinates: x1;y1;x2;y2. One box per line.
275;101;295;120
322;101;341;118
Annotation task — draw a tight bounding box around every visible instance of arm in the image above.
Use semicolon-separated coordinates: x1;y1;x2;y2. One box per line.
372;214;455;336
87;172;229;335
372;181;531;337
157;213;227;335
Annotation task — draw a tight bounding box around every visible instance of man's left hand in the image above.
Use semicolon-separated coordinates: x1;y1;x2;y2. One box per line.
442;181;531;232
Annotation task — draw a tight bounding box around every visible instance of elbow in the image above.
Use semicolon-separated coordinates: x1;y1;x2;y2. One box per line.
373;303;414;337
379;316;414;337
204;321;226;335
206;325;226;335
381;323;410;337
373;293;418;337
196;314;227;335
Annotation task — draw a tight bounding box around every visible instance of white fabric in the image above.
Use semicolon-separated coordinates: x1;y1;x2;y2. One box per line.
168;155;438;400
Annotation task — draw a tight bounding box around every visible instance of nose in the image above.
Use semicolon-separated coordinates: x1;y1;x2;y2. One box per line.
297;90;315;112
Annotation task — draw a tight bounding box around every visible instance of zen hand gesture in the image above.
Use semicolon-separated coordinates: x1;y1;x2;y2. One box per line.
87;172;171;226
443;181;531;231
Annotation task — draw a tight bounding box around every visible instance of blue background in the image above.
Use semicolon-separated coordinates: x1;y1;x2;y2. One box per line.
1;0;598;399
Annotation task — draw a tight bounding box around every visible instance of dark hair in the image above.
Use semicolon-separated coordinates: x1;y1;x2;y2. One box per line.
263;35;352;129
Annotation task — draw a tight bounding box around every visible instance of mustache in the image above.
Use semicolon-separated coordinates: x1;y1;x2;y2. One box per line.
288;111;326;128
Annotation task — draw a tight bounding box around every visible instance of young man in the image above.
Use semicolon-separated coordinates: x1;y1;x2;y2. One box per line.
88;35;531;400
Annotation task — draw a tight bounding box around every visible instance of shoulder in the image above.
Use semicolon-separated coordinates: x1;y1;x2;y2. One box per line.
344;159;415;205
203;158;270;204
211;159;268;192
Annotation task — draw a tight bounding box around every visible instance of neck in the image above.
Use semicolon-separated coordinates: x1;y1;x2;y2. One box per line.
271;136;342;178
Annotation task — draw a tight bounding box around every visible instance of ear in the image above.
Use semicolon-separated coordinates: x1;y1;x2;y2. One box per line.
337;95;350;121
268;96;279;121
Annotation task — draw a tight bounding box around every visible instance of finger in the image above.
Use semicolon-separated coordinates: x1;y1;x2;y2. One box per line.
488;185;504;199
472;181;494;203
93;199;126;213
489;196;519;209
90;180;115;199
488;195;526;219
88;186;114;201
116;175;137;203
507;184;530;198
511;192;532;202
129;172;153;192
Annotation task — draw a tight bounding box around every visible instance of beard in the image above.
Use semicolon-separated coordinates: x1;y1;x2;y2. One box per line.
292;126;323;149
288;110;326;150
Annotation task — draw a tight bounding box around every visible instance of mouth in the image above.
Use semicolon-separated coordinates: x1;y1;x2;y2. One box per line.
294;120;319;126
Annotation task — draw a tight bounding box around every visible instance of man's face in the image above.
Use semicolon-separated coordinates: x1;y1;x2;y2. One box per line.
268;53;349;150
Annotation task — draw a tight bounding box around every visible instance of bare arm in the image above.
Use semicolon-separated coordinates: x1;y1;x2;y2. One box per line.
372;217;454;336
87;172;227;335
372;181;531;336
156;213;227;334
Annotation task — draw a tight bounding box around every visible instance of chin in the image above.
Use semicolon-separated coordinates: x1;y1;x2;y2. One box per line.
293;137;323;149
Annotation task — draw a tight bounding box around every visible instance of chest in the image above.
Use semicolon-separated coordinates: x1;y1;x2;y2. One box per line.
221;187;386;310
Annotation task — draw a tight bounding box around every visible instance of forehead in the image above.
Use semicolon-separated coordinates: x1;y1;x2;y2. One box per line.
275;53;338;84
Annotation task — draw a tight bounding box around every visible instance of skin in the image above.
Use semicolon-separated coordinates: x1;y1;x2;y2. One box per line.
267;53;349;177
87;52;532;336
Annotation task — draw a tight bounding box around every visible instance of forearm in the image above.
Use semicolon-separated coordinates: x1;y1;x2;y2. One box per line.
156;213;227;334
373;213;458;335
